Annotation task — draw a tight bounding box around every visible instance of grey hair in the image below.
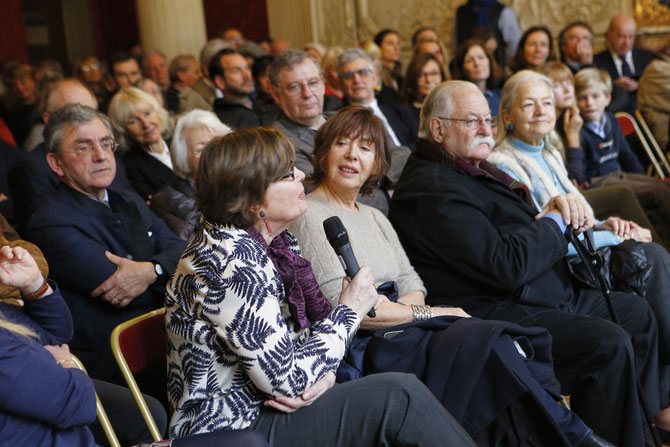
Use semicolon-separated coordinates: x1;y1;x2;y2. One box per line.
336;48;374;76
108;86;170;150
418;81;480;138
496;70;554;142
44;103;113;155
169;55;197;83
200;38;231;70
142;50;167;69
170;109;232;177
268;49;322;86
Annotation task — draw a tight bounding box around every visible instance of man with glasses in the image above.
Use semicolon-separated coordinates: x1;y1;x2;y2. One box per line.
10;78;132;232
25;103;185;383
389;80;662;446
337;49;415;149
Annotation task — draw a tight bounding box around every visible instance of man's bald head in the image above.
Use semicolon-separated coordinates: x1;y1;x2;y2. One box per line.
606;14;637;56
41;78;97;124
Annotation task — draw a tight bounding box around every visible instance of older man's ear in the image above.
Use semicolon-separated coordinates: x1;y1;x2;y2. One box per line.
429;117;446;144
45;153;64;178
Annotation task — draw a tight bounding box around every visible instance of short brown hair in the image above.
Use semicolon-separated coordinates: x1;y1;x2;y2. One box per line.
310;106;391;195
196;127;294;227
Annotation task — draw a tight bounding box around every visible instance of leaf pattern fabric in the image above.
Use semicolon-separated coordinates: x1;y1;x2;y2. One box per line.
166;221;360;437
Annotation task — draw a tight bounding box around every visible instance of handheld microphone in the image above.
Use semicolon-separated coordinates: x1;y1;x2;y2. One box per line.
323;216;376;318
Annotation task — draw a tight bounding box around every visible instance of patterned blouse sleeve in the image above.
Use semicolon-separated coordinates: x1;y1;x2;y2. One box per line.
197;236;360;398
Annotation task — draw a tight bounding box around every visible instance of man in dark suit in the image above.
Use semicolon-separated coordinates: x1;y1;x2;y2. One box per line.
593;14;653;114
388;80;667;446
558;22;594;74
25;103;186;383
337;48;416;149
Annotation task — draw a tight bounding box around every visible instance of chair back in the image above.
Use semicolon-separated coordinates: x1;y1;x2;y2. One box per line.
111;307;166;442
70;355;121;447
616;112;668;178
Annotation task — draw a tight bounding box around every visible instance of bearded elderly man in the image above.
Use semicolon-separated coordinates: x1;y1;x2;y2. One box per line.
388;80;666;447
25;104;186;383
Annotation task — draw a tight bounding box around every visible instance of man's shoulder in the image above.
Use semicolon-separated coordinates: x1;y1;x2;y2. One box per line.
593;50;614;65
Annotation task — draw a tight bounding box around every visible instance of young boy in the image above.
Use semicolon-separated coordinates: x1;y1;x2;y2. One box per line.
574;67;670;240
574;68;644;184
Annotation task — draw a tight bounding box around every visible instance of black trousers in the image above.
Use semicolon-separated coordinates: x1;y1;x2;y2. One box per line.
250;372;476;447
486;289;660;447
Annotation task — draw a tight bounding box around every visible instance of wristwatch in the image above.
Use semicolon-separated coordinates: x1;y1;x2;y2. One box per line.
151;261;164;278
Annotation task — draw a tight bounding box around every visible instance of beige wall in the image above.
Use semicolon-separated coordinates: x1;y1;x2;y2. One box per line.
268;0;666;61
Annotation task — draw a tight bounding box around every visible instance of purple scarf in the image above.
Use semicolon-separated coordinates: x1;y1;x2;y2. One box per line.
244;226;332;328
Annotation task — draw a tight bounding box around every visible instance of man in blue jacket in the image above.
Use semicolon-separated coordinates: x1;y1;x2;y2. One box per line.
26;103;186;383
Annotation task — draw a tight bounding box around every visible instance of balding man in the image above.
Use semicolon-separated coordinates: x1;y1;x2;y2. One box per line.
594;14;653;114
388;80;665;446
166;55;201;113
10;79;131;230
143;51;170;93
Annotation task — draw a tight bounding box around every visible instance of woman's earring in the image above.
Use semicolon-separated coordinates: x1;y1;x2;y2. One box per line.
260;211;272;234
507;123;515;131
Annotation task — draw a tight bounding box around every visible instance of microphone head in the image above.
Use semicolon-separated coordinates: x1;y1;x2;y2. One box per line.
323;216;349;249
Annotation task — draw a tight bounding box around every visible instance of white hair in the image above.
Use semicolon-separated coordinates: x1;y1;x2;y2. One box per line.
418;81;480;138
170;109;231;177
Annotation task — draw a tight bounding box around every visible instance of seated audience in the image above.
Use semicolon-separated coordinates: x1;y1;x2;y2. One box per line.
270;39;291;56
388;80;668;446
357;40;401;105
209;48;265;129
537;62;663;242
637;41;670;151
373;29;403;92
573;68;670;241
558;22;594;74
25;104;186;382
453;0;521;68
451;39;503;115
109;86;179;200
73;55;109;111
593;14;653;114
151;109;231;240
178;38;229;113
321;46;345;101
222;27;244;49
270;50;408;214
411;26;439;48
138;77;166;109
338;48;415;147
4;63;37;147
290;106;609;446
414;38;449;69
252;55;280;121
400;53;447;137
0;138;21;226
490;71;670;354
165;126;476;446
166;55;201;114
0;245;97;446
108;51;143;90
304;42;326;64
143;51;170;94
11;78;132;232
508;26;555;73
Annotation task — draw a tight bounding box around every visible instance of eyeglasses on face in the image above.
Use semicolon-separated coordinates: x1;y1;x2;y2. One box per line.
281;78;323;96
437;116;497;130
279;166;295;181
70;138;119;157
340;68;373;81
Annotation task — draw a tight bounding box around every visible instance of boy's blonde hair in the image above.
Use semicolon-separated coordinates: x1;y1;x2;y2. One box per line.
574;68;612;96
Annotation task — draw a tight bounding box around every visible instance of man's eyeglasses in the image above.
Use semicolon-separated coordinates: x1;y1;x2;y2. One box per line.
437;116;496;130
340;68;373;81
71;138;119;157
280;78;323;96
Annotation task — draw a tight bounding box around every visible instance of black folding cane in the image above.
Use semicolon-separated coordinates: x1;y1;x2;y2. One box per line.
566;227;662;447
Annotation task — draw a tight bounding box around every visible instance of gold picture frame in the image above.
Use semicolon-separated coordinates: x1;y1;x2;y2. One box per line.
635;0;670;27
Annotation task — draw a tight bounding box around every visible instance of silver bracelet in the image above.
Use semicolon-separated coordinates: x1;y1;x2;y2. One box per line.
411;304;433;321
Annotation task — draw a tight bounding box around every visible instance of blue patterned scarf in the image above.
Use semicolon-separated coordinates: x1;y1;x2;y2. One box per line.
244;226;332;328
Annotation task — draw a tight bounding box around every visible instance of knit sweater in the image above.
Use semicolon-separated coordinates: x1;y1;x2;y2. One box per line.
490;136;620;250
290;193;426;306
